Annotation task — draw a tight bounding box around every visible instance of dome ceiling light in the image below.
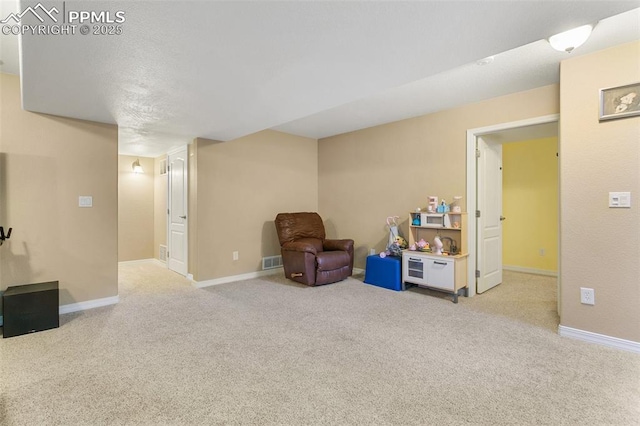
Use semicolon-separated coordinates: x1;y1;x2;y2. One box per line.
548;24;593;53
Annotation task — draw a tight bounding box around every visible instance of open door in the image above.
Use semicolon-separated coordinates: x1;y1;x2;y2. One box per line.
476;137;503;293
168;147;188;276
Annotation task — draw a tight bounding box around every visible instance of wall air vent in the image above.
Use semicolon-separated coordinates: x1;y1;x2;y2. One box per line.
262;255;283;270
159;245;167;262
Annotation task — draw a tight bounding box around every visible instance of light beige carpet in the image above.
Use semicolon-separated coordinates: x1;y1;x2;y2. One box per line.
1;263;638;425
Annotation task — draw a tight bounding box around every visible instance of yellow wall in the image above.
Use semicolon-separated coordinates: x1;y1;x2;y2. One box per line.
560;41;640;342
191;130;317;281
0;73;118;310
502;137;558;273
118;155;154;261
319;84;559;269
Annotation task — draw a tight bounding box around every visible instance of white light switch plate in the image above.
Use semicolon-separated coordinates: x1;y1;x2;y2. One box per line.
79;196;93;208
609;192;631;208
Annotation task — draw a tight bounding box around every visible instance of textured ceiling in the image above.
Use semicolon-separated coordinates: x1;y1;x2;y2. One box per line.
5;1;640;156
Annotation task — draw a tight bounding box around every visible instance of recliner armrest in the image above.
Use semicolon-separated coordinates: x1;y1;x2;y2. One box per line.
282;241;318;255
323;239;354;252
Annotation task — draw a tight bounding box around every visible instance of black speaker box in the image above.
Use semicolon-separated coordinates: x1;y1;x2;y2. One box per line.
2;281;59;338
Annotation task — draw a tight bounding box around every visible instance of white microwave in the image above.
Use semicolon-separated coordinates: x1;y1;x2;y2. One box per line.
419;213;451;228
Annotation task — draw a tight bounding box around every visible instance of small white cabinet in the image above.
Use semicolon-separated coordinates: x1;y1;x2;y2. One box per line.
402;251;468;303
426;258;455;291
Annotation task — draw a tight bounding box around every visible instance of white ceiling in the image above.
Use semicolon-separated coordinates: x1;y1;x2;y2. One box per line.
2;1;640;157
274;8;640;139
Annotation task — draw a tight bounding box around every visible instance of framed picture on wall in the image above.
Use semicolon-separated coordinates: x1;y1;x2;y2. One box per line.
599;82;640;121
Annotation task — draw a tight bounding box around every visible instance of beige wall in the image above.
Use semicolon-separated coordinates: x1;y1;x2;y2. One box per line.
192;130;317;281
118;155;154;261
559;41;640;342
0;73;118;310
154;155;167;260
319;84;559;269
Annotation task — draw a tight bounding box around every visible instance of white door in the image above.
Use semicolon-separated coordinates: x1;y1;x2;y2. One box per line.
168;148;188;276
476;137;503;293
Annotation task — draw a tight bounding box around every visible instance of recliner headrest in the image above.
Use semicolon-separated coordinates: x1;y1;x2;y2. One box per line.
275;212;326;245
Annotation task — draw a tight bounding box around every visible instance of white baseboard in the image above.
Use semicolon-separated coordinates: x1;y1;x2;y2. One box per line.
194;267;365;288
118;258;165;267
503;265;557;277
193;267;283;288
558;325;640;354
59;295;120;315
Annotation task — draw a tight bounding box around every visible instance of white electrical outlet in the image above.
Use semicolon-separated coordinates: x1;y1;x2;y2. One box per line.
232;251;239;261
609;192;631;208
580;287;595;305
78;196;93;208
370;248;376;256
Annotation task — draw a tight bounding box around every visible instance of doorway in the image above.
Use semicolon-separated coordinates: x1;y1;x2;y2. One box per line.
465;114;559;301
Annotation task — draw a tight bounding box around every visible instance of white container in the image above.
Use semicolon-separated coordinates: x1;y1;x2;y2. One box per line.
451;196;462;213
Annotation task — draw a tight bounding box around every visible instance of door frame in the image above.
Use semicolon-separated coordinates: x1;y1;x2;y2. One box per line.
166;145;189;277
465;114;559;297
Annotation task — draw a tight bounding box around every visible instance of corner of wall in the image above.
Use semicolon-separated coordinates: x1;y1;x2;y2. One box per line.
192;132;318;281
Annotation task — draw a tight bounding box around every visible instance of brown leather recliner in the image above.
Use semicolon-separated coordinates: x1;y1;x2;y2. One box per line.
275;212;354;286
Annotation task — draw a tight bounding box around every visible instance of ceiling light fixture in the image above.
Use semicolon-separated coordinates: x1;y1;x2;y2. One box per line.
548;24;593;53
476;56;494;66
132;159;144;174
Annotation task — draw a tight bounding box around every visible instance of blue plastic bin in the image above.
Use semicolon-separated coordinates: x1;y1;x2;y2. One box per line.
364;255;403;291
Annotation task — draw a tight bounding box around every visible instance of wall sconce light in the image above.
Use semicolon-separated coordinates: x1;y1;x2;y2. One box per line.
132;159;144;174
548;24;593;53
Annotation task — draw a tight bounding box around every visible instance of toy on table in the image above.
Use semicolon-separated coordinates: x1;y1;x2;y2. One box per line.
381;216;407;257
433;236;443;255
409;238;430;252
436;199;450;213
427;196;438;213
451;196;462;213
